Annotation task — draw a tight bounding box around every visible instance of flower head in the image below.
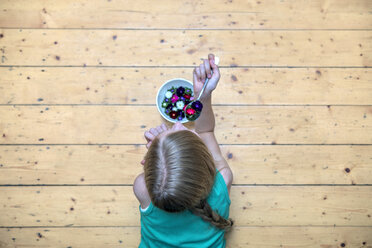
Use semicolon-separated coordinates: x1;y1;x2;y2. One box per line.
191;100;203;112
165;91;173;98
176;101;185;110
171;94;179;103
186;108;196;115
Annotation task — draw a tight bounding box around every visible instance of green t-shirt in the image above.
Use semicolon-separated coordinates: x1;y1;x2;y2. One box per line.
139;170;231;248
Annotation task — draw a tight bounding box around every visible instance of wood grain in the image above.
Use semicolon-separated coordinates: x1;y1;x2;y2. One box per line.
1;186;371;227
0;145;371;185
1;67;371;105
0;30;371;66
0;106;371;144
1;1;372;247
0;226;371;248
0;0;371;29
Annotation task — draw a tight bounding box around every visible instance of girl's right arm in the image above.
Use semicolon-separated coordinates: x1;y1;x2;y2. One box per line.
193;54;233;193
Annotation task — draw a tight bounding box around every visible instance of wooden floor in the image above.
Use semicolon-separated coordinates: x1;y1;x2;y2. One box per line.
0;0;372;247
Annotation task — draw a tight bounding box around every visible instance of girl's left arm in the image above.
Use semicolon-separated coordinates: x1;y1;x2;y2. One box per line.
133;173;151;209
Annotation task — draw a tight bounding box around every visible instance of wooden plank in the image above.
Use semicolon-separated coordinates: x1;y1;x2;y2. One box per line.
0;0;371;29
226;227;372;248
1;186;371;226
0;227;139;248
0;29;371;66
0;145;371;185
1;227;372;248
0;106;371;144
1;67;371;105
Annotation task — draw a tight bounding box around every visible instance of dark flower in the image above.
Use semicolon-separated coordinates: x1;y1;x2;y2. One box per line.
176;86;185;97
177;110;185;119
191;100;203;112
166;104;173;110
169;111;178;119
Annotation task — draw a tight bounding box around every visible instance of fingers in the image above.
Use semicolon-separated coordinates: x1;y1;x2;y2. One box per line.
156;125;163;134
144;131;155;142
208;54;215;61
143;124;166;161
194;67;201;81
146;142;152;149
160;123;168;131
145;125;166;141
208;55;220;80
149;128;159;136
194;57;214;82
192;54;220;96
204;59;212;79
193;68;199;83
199;62;206;82
211;62;220;80
144;123;168;149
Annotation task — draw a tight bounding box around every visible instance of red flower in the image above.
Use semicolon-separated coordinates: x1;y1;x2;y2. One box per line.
186;108;196;115
169;111;178;119
184;94;191;99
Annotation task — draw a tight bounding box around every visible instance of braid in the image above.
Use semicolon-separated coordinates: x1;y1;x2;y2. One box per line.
190;199;234;232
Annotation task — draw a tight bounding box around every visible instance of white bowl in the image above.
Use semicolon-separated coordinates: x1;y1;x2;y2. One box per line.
156;78;194;123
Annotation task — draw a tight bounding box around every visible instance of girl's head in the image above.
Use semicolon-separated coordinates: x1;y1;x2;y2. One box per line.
144;122;216;212
144;122;233;231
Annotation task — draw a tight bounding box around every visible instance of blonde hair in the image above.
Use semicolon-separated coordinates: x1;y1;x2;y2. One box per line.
144;130;233;231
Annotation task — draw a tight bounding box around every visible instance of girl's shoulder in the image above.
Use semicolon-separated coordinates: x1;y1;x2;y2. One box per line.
133;173;151;209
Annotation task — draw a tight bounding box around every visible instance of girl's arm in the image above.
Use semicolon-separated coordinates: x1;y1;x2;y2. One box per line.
195;95;215;133
193;55;233;192
199;131;233;193
133;173;151;208
195;97;233;193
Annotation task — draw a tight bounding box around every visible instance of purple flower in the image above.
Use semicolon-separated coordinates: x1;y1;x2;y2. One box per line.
177;110;185;118
191;100;203;112
176;87;185;97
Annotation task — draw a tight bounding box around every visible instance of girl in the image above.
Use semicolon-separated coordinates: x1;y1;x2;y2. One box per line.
134;54;233;248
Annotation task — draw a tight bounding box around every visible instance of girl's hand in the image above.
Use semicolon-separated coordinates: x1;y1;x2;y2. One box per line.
193;54;220;99
144;123;168;149
141;123;168;165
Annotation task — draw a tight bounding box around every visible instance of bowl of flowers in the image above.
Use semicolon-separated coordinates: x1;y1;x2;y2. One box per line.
156;78;194;123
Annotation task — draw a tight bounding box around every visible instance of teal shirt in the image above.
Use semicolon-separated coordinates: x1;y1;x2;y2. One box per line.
139;170;231;248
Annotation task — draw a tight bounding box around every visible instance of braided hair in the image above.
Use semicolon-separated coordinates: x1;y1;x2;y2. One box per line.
191;199;234;232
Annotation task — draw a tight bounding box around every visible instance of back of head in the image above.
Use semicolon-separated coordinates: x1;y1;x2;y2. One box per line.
144;130;234;231
144;130;216;212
